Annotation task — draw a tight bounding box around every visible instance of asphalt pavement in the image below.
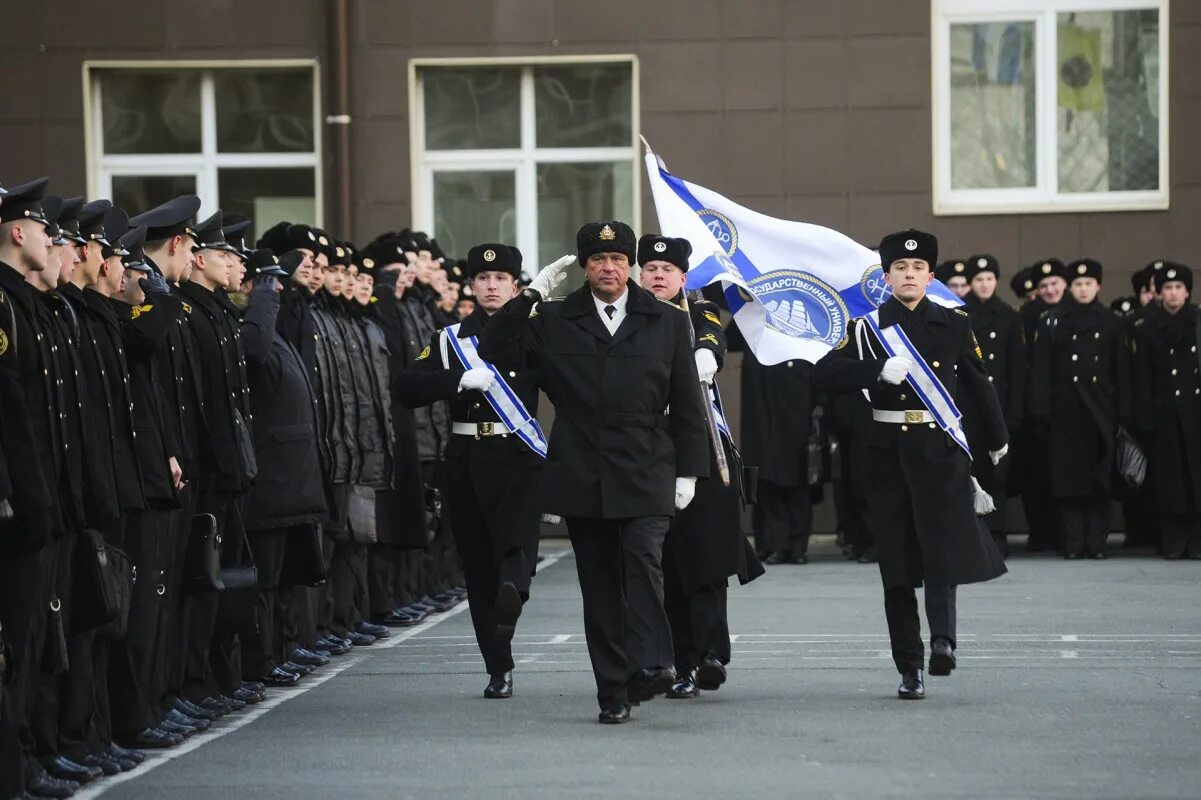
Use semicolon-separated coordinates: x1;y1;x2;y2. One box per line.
81;538;1201;800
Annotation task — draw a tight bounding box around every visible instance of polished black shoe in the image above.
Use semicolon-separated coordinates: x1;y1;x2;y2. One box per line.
628;667;675;704
433;591;463;608
598;704;631;724
157;718;199;738
928;638;957;676
666;669;700;698
220;694;247;711
27;773;80;799
764;550;797;566
80;753;124;775
483;671;514;699
260;665;302;687
243;680;267;693
232;686;265;704
378;609;421;627
123;727;178;749
1064;552;1082;560
857;547;878;564
107;743;146;764
419;594;455;613
345;631;376;647
150;726;185;745
174;697;219;721
897;669;926;699
494;581;522;642
1088;551;1109;560
166;708;211;731
399;604;431;622
696;656;728;691
318;634;353;655
290;647;331;667
356;621;391;639
198;696;234;717
45;756;102;784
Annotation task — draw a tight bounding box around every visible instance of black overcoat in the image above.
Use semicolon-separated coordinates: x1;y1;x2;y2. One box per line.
478;280;710;519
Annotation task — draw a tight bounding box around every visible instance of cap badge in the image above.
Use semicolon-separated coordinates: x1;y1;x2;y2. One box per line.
1077;264;1087;274
335;246;345;257
904;239;917;251
954;262;964;272
599;224;616;241
364;258;375;269
1024;280;1033;290
1167;269;1177;279
653;241;667;253
307;230;316;241
483;249;496;262
318;236;329;246
272;255;279;264
977;258;988;268
1154;261;1164;268
1042;263;1052;274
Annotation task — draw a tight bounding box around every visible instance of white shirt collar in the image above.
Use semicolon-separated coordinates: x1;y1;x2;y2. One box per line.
592;288;629;334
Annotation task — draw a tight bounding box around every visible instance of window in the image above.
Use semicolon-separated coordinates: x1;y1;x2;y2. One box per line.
412;58;638;285
933;0;1167;215
85;62;322;242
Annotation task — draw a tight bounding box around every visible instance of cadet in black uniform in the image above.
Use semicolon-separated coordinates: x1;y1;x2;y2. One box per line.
478;221;709;724
1120;262;1162;550
1131;263;1201;559
1029;258;1131;559
935;259;971;299
963;255;1025;556
636;234;763;700
814;229;1008;700
396;243;544;699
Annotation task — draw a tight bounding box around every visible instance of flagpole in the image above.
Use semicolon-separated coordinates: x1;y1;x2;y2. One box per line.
681;290;732;487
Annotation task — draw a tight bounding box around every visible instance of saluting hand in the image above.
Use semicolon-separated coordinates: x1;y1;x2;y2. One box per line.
529;254;576;298
694;349;718;384
879;356;914;385
459;368;496;393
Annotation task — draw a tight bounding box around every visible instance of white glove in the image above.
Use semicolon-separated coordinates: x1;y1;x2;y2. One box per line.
529;254;576;298
879;356;914;385
458;368;496;393
989;443;1009;466
674;477;697;510
694;349;718;384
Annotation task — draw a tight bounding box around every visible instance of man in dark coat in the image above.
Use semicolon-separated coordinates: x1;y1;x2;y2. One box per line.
1132;263;1201;559
963;255;1025;556
478;221;709;724
814;229;1008;700
1029;258;1131;559
397;243;544;700
1119;262;1162;550
636;234;763;700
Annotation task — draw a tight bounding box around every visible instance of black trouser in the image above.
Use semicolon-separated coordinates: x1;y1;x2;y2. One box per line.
32;534;73;763
1159;513;1201;558
181;489;239;704
883;585;957;675
330;541;369;636
1023;492;1060;552
664;577;730;672
0;538;50;792
109;510;168;737
1059;497;1110;556
239;528;289;680
567;516;673;709
367;545;401;618
753;481;812;557
161;484;196;714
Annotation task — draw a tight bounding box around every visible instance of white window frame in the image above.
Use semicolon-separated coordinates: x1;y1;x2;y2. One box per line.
82;59;324;225
932;0;1169;215
409;55;640;265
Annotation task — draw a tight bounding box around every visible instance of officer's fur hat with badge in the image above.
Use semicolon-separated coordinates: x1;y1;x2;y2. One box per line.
576;220;636;266
1066;258;1102;283
467;243;522;280
934;259;967;284
1009;266;1035;299
1151;260;1192;293
878;228;937;271
636;234;693;271
1032;258;1068;284
965;254;1000;281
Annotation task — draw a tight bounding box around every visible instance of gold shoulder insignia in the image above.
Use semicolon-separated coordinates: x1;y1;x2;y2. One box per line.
130;304;154;320
181;302;192;315
0;328;8;357
833;333;849;350
953;307;969;317
702;310;720;325
698;333;719;347
971;331;983;360
416;345;431;361
369;296;378;304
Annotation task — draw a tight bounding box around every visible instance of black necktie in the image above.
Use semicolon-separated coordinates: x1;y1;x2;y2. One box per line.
604;305;616;320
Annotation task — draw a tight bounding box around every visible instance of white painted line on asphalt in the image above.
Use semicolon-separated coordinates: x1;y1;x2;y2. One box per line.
1060;651;1079;658
1061;634;1079;642
729;634;739;643
549;634;572;644
75;549;571;799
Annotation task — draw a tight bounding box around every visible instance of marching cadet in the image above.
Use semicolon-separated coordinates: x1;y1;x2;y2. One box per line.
396;243;544;699
478;221;709;724
964;255;1025;556
1131;263;1201;559
1029;258;1131;559
814;229;1008;701
636;234;763;700
935;259;971;299
1009;266;1036;304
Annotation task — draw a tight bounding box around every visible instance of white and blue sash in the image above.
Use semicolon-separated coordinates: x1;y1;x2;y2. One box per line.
709;381;733;443
862;310;972;458
442;324;548;458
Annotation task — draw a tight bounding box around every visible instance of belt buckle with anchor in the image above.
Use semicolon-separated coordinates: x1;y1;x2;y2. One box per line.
476;422;494;438
904;410;925;424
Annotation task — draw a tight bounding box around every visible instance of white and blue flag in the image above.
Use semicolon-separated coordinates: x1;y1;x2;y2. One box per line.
644;150;963;366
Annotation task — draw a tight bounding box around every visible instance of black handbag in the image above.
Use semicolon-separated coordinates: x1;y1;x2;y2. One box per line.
184;513;224;593
72;528;133;635
218;525;259;592
1116;427;1147;488
281;523;328;587
233;408;258;483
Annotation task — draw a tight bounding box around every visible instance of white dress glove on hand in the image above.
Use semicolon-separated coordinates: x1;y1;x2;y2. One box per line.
879;356;914;385
989;443;1009;466
674;477;697;510
528;254;576;298
694;349;718;384
458;368;496;393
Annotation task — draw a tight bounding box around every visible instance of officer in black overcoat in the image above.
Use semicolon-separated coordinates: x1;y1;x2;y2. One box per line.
814;229;1008;700
396;243;544;700
635;233;763;700
1119;262;1162;550
1029;258;1131;559
1131;263;1201;559
963;255;1025;555
477;221;709;724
